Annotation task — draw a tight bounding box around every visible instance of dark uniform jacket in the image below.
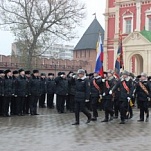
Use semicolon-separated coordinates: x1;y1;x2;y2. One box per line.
15;75;28;97
74;77;90;102
0;77;4;96
40;78;47;95
55;76;68;96
29;75;42;97
68;77;76;96
135;80;151;101
90;76;102;97
3;76;14;97
102;76;115;100
113;77;134;101
46;78;56;94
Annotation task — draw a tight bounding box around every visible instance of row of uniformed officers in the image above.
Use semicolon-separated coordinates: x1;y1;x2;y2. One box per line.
0;68;151;125
0;69;56;116
72;69;151;125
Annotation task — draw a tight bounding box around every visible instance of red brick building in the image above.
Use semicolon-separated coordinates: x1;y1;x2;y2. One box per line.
104;0;151;75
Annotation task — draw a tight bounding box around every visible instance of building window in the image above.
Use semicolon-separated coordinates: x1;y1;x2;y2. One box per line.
145;8;151;31
123;17;133;34
125;20;131;33
122;11;133;34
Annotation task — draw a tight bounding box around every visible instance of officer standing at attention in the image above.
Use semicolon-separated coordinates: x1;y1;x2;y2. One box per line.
72;69;91;125
46;73;56;109
0;70;4;116
39;73;47;108
11;70;19;115
55;72;68;113
29;70;41;115
15;69;28;116
24;70;31;114
3;69;14;117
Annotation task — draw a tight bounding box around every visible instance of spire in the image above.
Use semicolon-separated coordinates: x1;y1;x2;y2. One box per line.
92;13;96;19
74;18;104;50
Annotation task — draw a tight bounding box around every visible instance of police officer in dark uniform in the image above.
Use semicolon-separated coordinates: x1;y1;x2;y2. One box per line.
72;69;91;125
29;70;41;115
90;71;103;121
113;78;120;119
46;73;56;109
24;70;31;114
101;70;115;122
39;73;47;108
67;72;76;112
55;72;68;113
15;69;28;116
135;72;151;122
0;70;4;116
11;70;19;115
3;69;14;117
112;70;134;124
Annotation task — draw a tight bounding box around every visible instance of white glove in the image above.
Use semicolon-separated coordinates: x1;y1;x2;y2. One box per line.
14;95;17;97
127;97;131;102
102;93;106;96
109;90;112;95
102;79;105;82
72;75;76;78
147;97;151;101
99;95;102;99
85;100;89;102
60;75;64;77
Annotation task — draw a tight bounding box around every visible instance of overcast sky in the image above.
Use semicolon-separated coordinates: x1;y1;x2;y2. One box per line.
0;0;106;55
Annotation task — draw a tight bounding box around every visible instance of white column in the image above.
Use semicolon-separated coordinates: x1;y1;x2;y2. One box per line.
136;1;141;31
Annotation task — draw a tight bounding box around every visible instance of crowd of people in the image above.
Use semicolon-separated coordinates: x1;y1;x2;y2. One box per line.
0;68;151;125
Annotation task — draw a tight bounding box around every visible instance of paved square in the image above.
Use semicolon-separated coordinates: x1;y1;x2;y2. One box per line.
0;108;151;151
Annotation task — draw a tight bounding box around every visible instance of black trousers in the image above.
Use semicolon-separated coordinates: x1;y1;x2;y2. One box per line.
104;99;114;120
30;95;39;114
91;96;99;118
23;96;30;114
3;96;11;116
139;101;149;120
56;94;66;113
11;97;17;115
39;94;46;107
66;95;70;111
47;93;54;108
69;94;75;112
114;99;120;117
74;101;91;123
119;101;128;121
0;96;3;115
17;96;25;115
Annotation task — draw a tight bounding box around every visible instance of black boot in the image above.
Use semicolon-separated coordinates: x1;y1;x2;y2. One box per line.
101;119;108;122
72;122;79;125
91;117;97;121
86;114;92;124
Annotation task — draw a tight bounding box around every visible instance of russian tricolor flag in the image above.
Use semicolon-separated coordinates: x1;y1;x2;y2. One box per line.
94;35;104;77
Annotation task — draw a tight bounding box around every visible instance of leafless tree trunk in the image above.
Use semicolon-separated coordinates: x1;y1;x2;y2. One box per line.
0;0;85;70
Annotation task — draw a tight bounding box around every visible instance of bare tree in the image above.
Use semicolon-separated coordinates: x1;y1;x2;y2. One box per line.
0;0;85;70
